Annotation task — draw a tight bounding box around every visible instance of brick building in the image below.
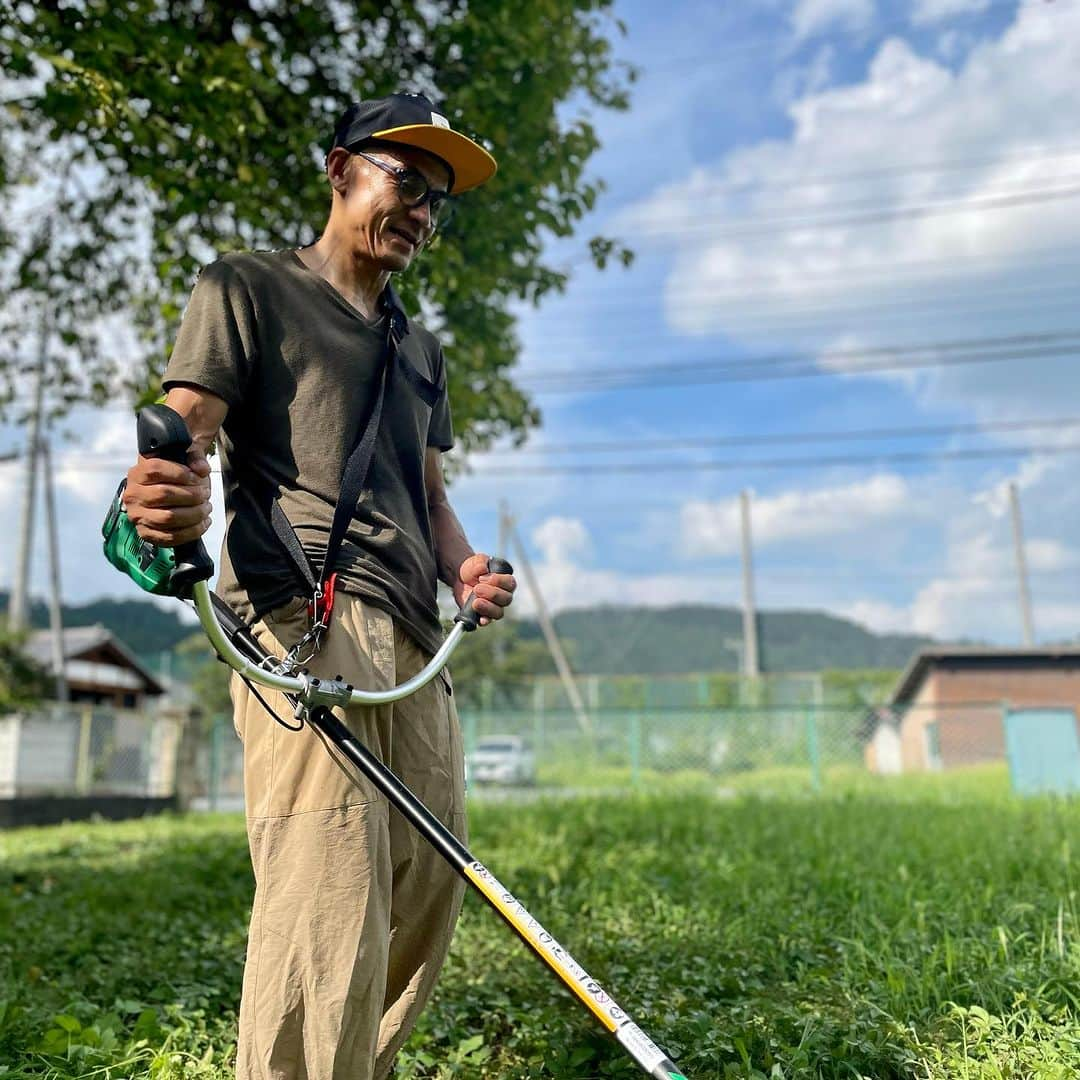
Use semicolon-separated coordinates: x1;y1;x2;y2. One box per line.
867;646;1080;773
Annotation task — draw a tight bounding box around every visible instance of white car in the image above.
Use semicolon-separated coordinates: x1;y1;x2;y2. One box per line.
467;735;537;786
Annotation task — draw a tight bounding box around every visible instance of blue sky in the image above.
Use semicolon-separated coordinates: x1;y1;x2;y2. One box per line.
5;0;1080;646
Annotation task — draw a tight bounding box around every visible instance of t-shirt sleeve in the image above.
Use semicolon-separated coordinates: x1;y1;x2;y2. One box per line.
427;345;454;451
162;259;257;406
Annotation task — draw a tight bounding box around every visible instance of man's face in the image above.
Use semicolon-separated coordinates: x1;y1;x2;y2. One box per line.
337;144;452;272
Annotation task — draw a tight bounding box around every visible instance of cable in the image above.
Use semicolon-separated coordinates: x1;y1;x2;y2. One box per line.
521;341;1080;393
630;167;1080;224
619;182;1080;242
520;280;1080;344
629;143;1080;201
469;442;1080;477
548;241;1080;304
507;416;1080;456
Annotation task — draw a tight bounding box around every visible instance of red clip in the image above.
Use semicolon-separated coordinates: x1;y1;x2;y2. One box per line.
308;572;338;628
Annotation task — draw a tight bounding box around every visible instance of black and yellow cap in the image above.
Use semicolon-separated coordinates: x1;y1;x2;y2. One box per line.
329;92;497;194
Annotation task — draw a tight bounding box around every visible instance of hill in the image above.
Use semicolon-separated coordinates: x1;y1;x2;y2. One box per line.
0;591;196;658
4;591;931;676
514;604;932;675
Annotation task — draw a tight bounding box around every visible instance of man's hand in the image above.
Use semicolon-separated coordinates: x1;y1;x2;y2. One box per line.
454;553;516;627
123;447;213;548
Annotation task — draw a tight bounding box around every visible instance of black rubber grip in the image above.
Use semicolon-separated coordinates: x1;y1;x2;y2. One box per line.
454;557;514;632
137;404;215;593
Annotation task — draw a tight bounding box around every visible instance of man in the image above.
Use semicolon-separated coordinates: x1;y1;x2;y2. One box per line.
122;93;516;1079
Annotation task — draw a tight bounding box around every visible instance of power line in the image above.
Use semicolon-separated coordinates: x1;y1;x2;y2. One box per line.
469;442;1080;478
551;241;1080;303
621;182;1080;241
509;416;1080;456
519;338;1080;393
638;144;1080;201
524;330;1080;380
521;279;1080;343
637;166;1080;223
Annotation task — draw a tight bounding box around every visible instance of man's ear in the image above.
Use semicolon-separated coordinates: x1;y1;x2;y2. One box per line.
326;147;354;196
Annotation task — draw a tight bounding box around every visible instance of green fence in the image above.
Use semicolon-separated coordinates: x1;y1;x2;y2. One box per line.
190;690;1022;806
458;702;866;793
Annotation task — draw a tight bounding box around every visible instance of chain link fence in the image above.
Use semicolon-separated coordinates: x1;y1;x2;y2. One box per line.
6;676;1073;814
187;674;1052;806
0;704;181;800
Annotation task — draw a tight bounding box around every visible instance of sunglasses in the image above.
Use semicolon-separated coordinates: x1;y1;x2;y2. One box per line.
353;150;454;226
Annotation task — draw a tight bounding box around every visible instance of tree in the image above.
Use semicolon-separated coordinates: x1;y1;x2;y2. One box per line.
0;1;633;447
175;631;234;722
0;626;52;710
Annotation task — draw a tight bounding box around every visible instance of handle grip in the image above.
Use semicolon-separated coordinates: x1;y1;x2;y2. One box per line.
454;557;514;632
137;404;215;593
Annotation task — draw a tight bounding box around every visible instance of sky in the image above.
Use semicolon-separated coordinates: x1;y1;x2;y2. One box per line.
4;0;1080;648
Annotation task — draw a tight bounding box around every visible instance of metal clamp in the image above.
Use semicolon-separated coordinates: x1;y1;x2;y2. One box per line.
296;671;355;710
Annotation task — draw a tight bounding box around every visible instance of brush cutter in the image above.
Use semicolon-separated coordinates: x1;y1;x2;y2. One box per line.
103;403;688;1080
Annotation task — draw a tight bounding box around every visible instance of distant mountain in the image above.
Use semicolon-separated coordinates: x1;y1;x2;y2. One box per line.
0;591;195;657
2;592;933;675
512;604;934;675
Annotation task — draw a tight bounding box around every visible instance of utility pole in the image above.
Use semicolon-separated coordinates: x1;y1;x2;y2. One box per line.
740;490;760;678
41;437;68;701
1008;482;1036;647
9;313;48;631
504;510;592;736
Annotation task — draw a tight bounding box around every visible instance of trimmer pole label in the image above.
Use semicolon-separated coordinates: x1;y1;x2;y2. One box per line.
465;860;631;1030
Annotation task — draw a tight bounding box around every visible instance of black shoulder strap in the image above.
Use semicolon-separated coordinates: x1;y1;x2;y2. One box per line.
269;289;407;594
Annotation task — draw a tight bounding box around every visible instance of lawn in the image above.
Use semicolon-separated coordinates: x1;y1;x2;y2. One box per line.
2;781;1079;1078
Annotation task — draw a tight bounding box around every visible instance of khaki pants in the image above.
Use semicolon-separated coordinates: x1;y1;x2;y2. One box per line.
231;593;467;1080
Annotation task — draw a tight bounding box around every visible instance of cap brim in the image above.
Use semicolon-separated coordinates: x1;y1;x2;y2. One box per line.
369;124;497;193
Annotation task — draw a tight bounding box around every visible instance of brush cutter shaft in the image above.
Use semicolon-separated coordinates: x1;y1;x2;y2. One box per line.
307;703;686;1080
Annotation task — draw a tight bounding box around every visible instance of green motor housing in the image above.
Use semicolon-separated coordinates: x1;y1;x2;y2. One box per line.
102;481;180;596
101;404;215;597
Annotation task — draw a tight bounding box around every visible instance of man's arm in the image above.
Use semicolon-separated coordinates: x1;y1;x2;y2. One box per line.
122;385;229;547
425;447;515;625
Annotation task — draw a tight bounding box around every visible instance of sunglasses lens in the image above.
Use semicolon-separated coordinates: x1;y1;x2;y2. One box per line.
398;172;428;205
431;196;454;227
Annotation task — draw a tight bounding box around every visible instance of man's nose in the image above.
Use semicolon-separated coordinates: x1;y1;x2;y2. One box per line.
406;200;433;231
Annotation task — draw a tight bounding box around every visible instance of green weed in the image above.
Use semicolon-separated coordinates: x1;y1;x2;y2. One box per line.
1;789;1079;1077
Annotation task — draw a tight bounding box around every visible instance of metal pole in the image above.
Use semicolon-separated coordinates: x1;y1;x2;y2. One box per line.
805;708;821;793
505;514;592;737
739;491;760;678
9;313;48;631
41;437;68;702
1008;482;1035;646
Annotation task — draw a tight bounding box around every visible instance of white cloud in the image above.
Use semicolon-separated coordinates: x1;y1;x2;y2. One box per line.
532;516;591;563
617;3;1080;423
912;0;991;27
503;516;740;616
836;453;1080;642
792;0;876;41
682;473;912;557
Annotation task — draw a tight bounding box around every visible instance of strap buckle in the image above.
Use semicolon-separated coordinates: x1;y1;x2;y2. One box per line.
308;572;338;632
283;573;338;669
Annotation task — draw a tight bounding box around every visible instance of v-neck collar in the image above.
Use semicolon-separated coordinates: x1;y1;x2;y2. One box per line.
287;248;407;335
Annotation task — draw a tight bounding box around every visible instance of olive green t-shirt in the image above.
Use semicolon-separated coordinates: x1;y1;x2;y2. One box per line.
162;248;454;657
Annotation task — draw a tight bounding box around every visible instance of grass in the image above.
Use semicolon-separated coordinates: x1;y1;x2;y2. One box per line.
2;776;1080;1078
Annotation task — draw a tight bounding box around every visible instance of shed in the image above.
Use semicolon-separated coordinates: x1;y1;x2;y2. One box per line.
866;646;1080;773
